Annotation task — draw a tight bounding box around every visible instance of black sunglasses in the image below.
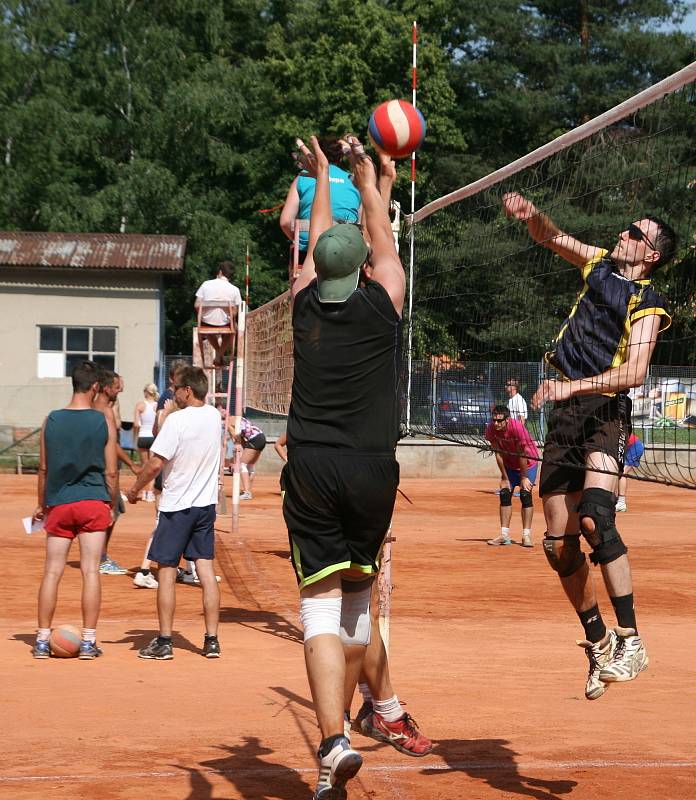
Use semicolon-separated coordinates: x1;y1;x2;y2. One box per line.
628;223;656;251
493;417;507;423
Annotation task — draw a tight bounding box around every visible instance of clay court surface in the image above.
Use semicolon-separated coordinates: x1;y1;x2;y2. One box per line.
2;472;695;799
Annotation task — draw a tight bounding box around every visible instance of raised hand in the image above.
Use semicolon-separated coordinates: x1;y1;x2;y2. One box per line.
339;135;376;190
502;191;538;222
294;136;328;179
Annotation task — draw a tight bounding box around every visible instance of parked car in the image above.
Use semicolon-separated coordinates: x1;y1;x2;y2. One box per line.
434;381;495;434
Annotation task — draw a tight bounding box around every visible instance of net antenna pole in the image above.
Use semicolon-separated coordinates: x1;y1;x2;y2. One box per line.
405;19;418;435
243;244;250;414
231;302;246;532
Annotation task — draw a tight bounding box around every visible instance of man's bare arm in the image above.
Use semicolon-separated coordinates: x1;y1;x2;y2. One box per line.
34;420;48;519
291;137;332;299
104;417;119;510
127;455;165;503
279;177;301;242
345;138;404;315
502;192;604;269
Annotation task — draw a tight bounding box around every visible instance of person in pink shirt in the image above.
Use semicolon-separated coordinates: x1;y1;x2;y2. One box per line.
485;405;540;547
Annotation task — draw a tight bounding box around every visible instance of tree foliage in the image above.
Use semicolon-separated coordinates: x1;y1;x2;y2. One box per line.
0;0;693;351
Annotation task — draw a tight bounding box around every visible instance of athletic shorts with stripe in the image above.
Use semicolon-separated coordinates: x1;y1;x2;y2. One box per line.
540;393;630;496
281;448;399;590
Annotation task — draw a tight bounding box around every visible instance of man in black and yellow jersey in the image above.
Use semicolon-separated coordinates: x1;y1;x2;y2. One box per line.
503;191;676;702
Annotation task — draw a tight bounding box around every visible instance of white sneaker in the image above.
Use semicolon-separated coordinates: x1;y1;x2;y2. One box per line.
145;491;156;502
181;572;222;585
599;627;648;683
615;499;627;512
239;491;252;500
577;630;617;700
133;571;158;589
487;534;512;546
314;736;362;800
521;532;533;547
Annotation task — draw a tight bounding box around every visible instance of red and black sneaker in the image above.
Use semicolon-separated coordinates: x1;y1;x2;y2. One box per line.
366;711;433;757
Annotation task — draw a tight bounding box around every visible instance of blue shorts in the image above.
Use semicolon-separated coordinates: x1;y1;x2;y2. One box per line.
148;505;216;566
625;440;644;468
505;462;538;490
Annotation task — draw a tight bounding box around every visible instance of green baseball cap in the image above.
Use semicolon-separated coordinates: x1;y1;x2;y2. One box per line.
313;223;369;302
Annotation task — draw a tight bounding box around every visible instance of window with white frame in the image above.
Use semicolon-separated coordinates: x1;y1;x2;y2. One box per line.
37;326;117;378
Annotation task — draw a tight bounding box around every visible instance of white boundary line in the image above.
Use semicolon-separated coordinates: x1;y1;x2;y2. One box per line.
410;61;696;224
3;759;696;783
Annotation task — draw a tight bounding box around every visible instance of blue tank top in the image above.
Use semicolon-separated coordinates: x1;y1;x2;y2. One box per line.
44;409;110;507
296;165;361;250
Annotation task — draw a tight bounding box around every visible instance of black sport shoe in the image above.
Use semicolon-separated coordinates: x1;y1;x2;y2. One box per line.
138;636;173;660
203;636;221;658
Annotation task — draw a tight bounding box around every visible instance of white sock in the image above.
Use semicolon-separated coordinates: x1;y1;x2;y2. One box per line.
501;527;510;538
358;683;373;705
82;627;96;643
373;695;402;723
37;628;51;642
617;496;626;503
523;528;531;537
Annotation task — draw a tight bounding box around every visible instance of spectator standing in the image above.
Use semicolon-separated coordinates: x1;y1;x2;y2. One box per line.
127;366;222;659
32;361;118;659
506;378;528;424
133;383;159;502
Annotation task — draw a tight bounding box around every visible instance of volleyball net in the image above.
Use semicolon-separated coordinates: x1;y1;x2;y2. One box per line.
405;61;696;488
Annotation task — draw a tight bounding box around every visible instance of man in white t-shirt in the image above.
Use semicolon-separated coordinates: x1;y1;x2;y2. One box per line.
506;378;528;425
126;366;222;660
194;261;242;365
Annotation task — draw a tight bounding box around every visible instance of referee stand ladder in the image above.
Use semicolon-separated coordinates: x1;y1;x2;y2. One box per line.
193;300;245;522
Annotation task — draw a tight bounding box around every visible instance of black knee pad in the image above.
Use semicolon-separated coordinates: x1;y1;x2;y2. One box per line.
520;489;533;508
577;487;627;566
543;533;586;577
499;488;512;507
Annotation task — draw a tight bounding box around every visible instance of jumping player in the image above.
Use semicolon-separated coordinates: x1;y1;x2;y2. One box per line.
32;361;118;659
503;191;675;699
485;405;539;547
283;134;408;798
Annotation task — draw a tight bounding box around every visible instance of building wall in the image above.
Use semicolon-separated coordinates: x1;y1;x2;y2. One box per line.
0;268;162;427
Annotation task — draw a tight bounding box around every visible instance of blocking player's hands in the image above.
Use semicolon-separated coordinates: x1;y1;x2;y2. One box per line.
295;136;328;179
502;192;538;222
378;152;397;184
531;379;573;410
340;135;376;191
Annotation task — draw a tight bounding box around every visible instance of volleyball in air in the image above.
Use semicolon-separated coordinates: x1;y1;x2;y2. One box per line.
368;99;426;159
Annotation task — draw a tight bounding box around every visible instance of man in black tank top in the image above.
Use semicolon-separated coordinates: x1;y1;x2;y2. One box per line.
283;135;408;799
503;192;676;701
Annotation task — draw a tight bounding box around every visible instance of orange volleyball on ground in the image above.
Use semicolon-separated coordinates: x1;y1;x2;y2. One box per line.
49;624;82;658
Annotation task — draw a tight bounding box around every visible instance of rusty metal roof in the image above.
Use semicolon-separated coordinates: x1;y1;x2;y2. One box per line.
0;232;186;272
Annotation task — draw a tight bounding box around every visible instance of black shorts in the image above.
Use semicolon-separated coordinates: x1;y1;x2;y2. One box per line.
243;432;266;451
282;448;399;590
137;436;155;449
540;394;630;496
148;505;216;566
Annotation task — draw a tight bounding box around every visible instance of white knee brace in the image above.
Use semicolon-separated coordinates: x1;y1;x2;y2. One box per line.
299;596;342;642
340;579;372;646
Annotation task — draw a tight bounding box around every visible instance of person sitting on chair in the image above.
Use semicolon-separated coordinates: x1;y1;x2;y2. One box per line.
194;261;242;366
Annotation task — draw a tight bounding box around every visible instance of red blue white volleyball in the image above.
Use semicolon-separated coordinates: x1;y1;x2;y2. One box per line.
368;100;426;159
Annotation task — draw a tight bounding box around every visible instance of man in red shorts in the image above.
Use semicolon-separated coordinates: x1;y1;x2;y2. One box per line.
32;361;118;659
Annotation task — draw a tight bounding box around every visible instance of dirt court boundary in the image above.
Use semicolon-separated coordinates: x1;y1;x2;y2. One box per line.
2;473;695;799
